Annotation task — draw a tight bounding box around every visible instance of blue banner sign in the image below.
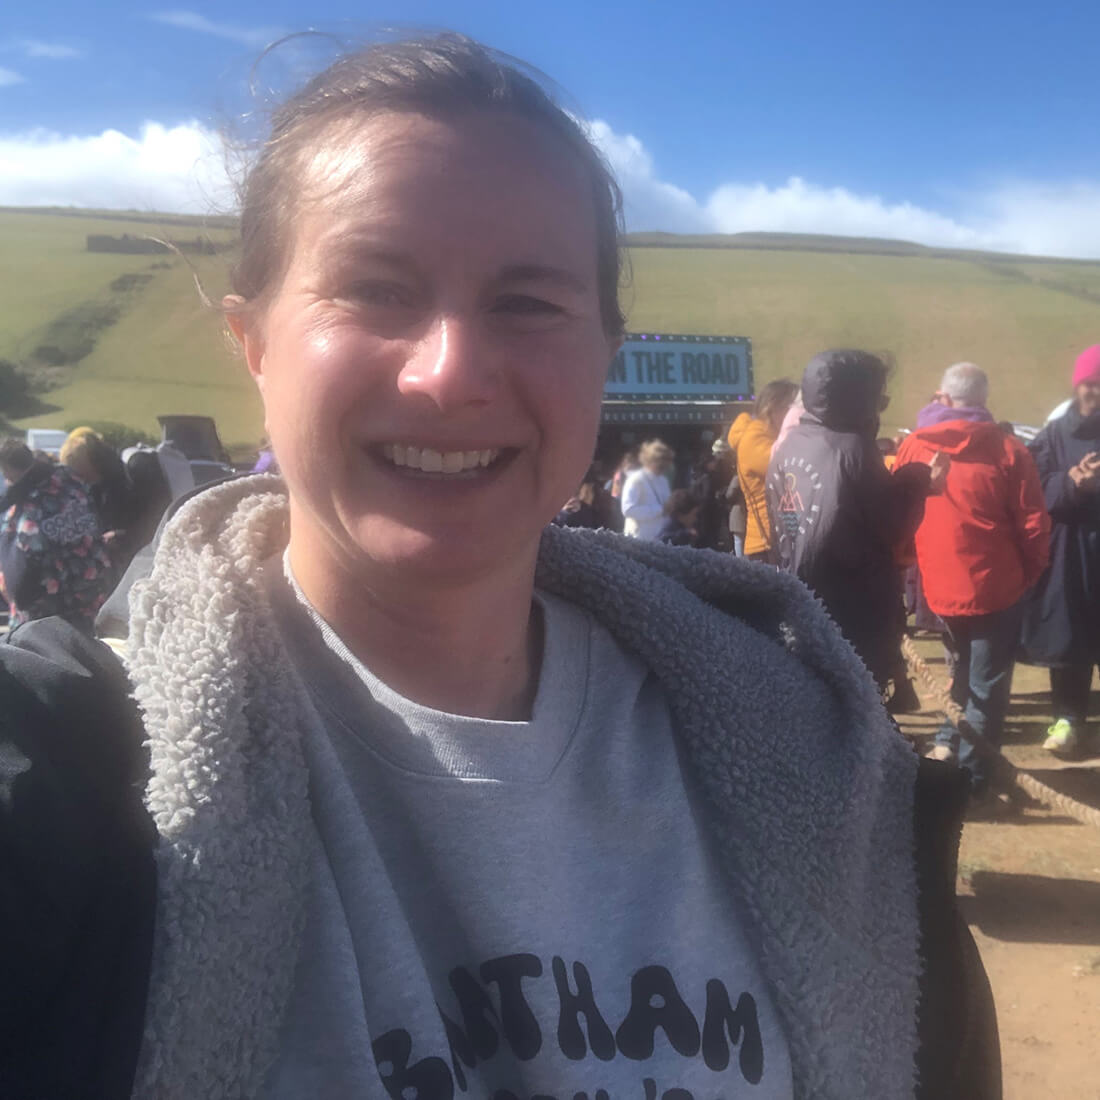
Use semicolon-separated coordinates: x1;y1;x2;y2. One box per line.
605;333;753;401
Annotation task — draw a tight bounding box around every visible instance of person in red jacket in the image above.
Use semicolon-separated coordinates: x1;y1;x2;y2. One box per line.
896;362;1050;796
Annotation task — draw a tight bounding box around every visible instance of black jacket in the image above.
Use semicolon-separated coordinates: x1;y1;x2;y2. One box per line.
690;465;731;550
0;619;155;1099
91;467;145;576
768;358;929;686
657;514;697;546
0;617;999;1099
1020;405;1100;666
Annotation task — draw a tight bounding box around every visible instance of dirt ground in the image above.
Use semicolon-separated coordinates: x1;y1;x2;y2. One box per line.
898;641;1100;1100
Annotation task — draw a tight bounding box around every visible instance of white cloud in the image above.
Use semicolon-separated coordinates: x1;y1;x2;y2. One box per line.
960;181;1100;260
0;66;24;87
17;39;82;60
588;118;1100;259
1;115;1099;260
149;10;283;49
0;121;235;213
585;120;710;234
703;177;987;249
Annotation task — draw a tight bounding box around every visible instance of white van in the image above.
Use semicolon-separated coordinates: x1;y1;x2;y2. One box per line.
24;428;69;458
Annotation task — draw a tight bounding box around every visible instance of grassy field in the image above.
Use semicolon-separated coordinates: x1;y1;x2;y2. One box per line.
3;208;1100;447
0;210;258;446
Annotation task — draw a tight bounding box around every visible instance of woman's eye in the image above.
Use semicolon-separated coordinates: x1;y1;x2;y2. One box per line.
493;295;563;317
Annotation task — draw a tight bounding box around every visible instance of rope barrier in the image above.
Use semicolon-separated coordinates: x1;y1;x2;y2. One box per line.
900;635;1100;831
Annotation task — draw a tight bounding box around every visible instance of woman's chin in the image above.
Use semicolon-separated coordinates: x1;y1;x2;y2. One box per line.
348;518;538;583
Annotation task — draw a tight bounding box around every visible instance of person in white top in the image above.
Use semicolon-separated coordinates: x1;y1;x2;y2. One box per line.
620;438;674;538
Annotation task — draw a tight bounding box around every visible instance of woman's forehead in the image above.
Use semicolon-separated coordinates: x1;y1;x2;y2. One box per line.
294;110;597;242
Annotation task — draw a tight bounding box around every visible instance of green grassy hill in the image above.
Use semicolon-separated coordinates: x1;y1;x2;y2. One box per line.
2;209;1098;447
0;209;258;447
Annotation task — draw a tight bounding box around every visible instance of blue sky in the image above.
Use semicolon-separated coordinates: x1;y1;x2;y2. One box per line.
2;0;1099;255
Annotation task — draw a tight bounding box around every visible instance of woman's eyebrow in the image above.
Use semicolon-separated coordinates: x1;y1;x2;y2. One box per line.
495;263;589;293
323;239;421;274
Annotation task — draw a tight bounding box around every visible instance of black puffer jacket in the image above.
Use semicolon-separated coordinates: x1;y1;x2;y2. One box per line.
768;351;930;686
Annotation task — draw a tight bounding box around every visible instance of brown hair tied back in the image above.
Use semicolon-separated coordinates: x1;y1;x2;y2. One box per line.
753;379;799;424
231;33;626;337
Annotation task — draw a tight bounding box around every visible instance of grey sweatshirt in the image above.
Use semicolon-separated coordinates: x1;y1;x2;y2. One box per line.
259;569;793;1097
127;476;921;1100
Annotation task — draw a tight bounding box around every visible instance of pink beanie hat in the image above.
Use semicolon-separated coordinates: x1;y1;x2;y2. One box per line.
1073;345;1100;387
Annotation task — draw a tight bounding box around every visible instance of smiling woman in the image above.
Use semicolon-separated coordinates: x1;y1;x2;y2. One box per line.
1;32;998;1100
226;105;614;687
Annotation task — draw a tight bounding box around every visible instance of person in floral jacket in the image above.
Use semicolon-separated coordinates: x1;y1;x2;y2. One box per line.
0;438;113;633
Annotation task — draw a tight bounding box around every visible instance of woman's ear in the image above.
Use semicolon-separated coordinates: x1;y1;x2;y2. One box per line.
224;295;267;394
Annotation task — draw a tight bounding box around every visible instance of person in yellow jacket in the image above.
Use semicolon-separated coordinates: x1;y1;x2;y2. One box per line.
724;411;753;555
726;410;752;451
734;380;799;561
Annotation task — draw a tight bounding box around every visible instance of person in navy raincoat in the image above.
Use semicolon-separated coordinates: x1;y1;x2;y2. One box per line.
1020;346;1100;755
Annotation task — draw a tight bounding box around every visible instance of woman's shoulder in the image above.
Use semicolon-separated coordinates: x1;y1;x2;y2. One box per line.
740;416;767;441
33;465;91;510
1026;418;1073;472
726;411;752;449
737;418;774;464
1031;404;1083;447
539;525;882;703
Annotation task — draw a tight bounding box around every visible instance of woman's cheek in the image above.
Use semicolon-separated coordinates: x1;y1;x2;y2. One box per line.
292;334;384;425
526;329;607;412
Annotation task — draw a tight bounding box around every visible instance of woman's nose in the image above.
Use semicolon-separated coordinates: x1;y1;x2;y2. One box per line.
396;315;499;413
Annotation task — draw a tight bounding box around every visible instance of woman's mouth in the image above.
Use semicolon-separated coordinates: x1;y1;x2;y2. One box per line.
377;443;508;478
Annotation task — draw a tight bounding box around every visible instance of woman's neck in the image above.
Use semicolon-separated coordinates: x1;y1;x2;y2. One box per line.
288;533;543;722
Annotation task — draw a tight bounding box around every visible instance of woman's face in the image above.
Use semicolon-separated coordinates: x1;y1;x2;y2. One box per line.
1076;378;1100;418
234;110;616;583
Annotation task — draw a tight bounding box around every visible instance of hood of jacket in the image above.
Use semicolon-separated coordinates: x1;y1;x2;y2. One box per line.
915;401;994;430
800;353;882;434
128;475;921;1100
911;417;1007;460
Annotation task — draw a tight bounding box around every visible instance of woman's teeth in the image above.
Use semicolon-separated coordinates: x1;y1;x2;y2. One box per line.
381;444;500;474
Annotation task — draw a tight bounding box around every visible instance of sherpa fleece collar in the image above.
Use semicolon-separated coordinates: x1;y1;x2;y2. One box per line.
128;475;920;1099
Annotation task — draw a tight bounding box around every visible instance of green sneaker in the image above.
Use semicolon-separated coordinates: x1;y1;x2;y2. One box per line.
1043;718;1078;756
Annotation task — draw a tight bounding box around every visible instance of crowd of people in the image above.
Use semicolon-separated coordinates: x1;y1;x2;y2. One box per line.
583;345;1099;788
0;428;195;633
